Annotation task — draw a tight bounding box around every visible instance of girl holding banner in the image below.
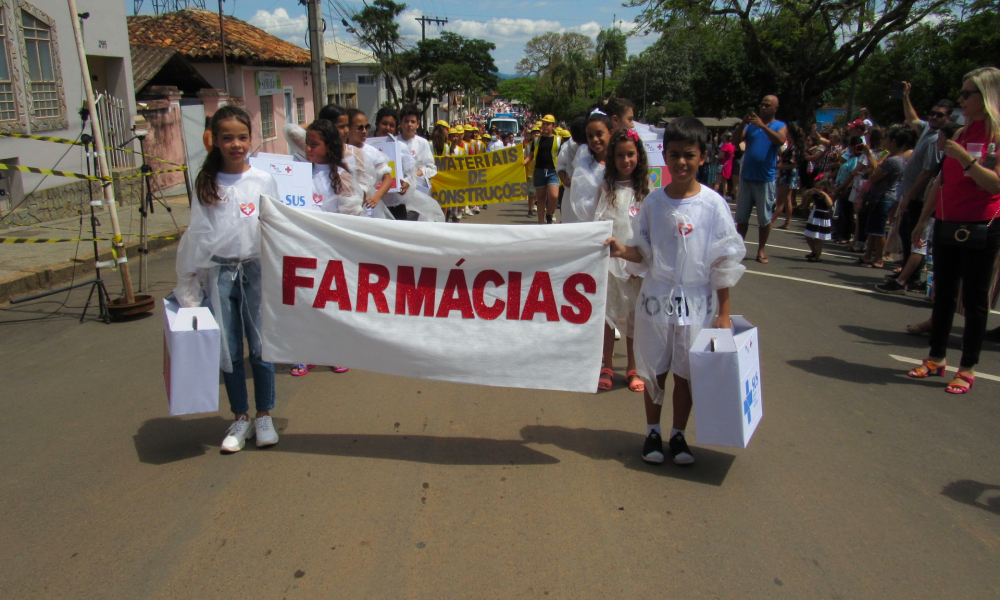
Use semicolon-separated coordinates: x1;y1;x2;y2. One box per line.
595;129;650;393
174;106;282;453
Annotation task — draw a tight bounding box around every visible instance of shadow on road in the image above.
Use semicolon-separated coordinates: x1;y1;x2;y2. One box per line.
941;480;1000;516
787;355;933;386
270;433;560;465
840;324;932;349
519;425;735;487
134;415;291;464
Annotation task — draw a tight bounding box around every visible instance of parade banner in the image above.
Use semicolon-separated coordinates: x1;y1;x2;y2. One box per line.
249;154;316;210
430;146;530;208
259;196;610;393
366;136;404;193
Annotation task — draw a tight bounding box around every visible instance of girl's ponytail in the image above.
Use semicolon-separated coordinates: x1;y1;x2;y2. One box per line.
195;105;253;206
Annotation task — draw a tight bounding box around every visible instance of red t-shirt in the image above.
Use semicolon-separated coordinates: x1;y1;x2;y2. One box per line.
937;119;1000;222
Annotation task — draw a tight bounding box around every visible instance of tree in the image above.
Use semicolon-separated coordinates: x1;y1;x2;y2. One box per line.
596;26;628;98
855;10;1000;124
630;0;954;123
516;32;595;77
341;0;408;106
399;32;499;109
496;77;538;106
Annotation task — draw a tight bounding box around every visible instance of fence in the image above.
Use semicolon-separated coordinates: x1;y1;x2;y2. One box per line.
95;94;132;170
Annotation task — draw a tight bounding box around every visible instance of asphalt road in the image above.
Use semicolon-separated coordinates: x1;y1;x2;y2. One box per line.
1;199;998;599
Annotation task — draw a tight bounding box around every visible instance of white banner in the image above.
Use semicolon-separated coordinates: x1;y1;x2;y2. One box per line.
259;196;610;393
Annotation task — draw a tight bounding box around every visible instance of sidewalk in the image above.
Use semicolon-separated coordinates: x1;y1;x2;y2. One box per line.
0;194;189;303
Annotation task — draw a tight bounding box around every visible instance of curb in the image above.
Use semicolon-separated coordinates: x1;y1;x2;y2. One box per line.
0;227;186;305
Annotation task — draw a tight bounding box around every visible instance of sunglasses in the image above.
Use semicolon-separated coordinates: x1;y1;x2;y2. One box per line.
354;123;371;132
959;89;981;100
928;111;948;118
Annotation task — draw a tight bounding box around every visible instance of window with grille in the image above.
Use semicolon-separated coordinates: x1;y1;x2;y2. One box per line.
357;74;376;86
296;97;305;124
21;10;59;119
260;94;275;138
0;8;16;122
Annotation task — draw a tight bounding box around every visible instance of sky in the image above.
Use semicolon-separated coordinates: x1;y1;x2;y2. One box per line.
132;0;660;73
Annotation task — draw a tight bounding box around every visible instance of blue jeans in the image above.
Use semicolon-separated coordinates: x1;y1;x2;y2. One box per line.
217;259;275;415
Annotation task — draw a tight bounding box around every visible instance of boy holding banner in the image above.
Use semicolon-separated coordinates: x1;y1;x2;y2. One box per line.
605;117;746;466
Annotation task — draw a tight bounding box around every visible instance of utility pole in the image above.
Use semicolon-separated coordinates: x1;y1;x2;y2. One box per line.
218;0;228;94
307;0;328;115
415;15;447;127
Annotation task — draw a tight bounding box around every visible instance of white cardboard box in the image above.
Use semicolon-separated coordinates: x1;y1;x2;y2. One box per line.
163;296;221;416
689;315;762;448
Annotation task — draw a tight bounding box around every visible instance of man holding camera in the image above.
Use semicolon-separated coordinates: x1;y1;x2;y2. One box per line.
733;95;788;263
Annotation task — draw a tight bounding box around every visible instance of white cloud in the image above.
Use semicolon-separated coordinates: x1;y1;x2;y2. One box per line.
249;8;310;45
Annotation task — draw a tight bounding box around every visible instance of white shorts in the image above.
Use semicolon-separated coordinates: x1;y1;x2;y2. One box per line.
633;295;716;405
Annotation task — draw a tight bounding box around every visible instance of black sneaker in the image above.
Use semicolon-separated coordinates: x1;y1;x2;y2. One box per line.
875;278;906;295
668;432;695;465
641;431;665;464
906;281;927;293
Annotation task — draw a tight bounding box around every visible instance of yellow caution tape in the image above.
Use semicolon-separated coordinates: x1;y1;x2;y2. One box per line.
1;132;189;169
114;167;187;180
0;234;180;243
0;162;110;181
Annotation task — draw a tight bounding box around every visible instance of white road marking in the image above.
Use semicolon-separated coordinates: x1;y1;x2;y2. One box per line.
744;240;855;260
889;354;1000;383
743;259;1000;316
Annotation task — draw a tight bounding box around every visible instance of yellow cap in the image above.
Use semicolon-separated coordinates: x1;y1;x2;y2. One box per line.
530;124;541;132
464;124;476;131
435;120;449;128
558;128;570;138
541;114;556;124
482;134;491;139
449;127;461;135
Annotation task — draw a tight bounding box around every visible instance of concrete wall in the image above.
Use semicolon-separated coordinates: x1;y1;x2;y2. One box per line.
0;0;137;218
1;167;142;226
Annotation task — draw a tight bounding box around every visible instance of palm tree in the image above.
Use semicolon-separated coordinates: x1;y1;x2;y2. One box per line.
552;50;595;99
596;26;628;98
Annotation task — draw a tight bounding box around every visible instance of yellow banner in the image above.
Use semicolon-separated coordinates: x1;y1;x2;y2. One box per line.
431;146;531;207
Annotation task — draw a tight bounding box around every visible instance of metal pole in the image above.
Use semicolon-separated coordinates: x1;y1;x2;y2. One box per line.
68;0;134;304
218;0;229;95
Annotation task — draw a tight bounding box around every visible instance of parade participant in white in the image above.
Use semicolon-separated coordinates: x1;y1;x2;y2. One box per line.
607;117;745;466
562;112;612;224
593;128;650;393
173;106;281;453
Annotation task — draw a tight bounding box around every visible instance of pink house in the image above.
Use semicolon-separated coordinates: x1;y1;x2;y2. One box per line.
128;8;333;156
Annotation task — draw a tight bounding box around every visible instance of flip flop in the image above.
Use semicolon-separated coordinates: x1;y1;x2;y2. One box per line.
905;322;932;335
291;364;316;376
332;366;349;373
598;368;614;391
755;255;769;264
626;370;645;392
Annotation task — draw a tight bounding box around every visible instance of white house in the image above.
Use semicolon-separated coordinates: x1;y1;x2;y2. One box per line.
0;0;139;224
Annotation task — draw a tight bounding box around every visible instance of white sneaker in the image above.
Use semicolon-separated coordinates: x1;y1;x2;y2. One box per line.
614;327;621;340
254;416;279;447
463;206;473;216
221;418;254;453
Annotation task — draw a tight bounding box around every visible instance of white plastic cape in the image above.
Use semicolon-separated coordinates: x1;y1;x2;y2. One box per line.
562;153;605;224
594;181;642;334
282;123;308;162
556;138;579;182
380;137;445;222
627;185;746;403
173;167;279;372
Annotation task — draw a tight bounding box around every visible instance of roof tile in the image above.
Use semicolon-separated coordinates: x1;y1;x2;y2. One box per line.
127;8;334;67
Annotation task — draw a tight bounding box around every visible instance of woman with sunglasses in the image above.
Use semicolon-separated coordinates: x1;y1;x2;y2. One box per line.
908;67;1000;394
346;109;394;214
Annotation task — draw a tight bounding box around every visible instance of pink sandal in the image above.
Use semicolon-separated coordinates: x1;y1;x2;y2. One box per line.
291;364;315;376
626;370;645;392
945;371;975;394
332;366;349;373
598;368;613;390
